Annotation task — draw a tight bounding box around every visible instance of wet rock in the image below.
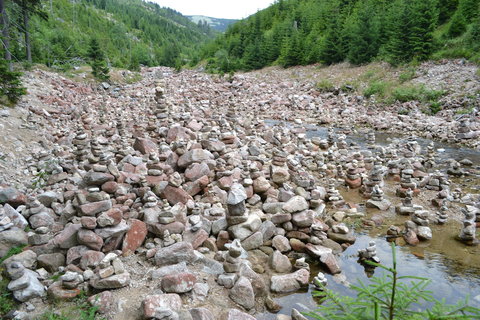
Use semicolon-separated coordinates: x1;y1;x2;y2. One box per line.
270;268;310;293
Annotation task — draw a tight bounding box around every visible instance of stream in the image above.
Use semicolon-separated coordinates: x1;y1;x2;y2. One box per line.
258;121;480;319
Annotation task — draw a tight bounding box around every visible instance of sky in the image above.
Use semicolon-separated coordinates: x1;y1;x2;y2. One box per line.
151;0;276;19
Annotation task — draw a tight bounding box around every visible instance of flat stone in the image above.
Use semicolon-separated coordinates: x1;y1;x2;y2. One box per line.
143;294;183;319
161;185;193;205
241;231;264;250
178;149;214;168
37;253;65;272
122;219;147;256
29;212;55;229
79;200;112;216
282;196;309;213
47;281;81;300
90;272;130;289
154;242;196;266
161;272;196;293
133;137;158;155
270;269;310;293
223;309;256;320
94;219;130;239
54;224;81;249
83;172;114;186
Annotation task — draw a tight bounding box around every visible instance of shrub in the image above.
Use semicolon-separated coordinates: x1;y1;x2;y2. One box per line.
364;80;388;98
303;243;480;320
398;67;416;83
316;79;336;93
391;85;444;103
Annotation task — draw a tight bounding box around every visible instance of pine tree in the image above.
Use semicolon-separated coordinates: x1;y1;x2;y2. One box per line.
87;38;110;81
384;0;414;64
409;0;438;60
280;30;303;67
0;58;26;104
447;9;467;37
347;0;381;65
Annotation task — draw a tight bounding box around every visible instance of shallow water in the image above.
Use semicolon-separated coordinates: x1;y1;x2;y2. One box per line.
259;120;480;319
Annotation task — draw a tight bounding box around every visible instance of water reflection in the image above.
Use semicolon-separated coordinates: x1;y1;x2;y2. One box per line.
259;120;480;319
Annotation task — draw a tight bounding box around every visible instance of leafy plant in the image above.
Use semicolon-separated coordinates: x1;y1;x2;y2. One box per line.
398;68;417;83
364;80;389;98
31;170;48;189
37;293;103;320
303;243;480;320
391;85;444;103
316;79;336;93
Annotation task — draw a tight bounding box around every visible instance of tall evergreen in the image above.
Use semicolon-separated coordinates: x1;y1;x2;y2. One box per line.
87;38;109;81
347;0;381;65
0;58;26;104
409;0;438;60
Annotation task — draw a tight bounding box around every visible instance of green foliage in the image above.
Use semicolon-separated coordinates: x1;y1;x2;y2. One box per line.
316;79;336;93
364;80;389;98
398;67;417;82
0;59;27;105
391;85;444;103
37;293;103;320
0;245;27;265
87;38;110;81
303;243;480;320
0;277;17;317
447;10;468;37
2;0;214;70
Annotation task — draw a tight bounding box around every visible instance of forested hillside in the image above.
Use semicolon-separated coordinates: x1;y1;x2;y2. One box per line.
1;0;214;70
189;15;238;32
200;0;480;72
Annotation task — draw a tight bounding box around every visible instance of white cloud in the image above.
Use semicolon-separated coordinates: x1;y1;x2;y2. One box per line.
150;0;275;19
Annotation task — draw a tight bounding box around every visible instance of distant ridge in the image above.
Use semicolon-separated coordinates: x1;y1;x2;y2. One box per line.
188;15;238;32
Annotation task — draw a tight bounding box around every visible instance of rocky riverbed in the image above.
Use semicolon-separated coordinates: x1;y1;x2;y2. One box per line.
0;60;479;320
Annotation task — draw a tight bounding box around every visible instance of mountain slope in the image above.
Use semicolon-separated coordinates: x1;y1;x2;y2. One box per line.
200;0;480;72
5;0;214;69
188;15;238;32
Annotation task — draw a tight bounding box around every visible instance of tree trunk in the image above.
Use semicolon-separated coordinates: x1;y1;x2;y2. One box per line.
23;8;31;63
0;0;12;71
